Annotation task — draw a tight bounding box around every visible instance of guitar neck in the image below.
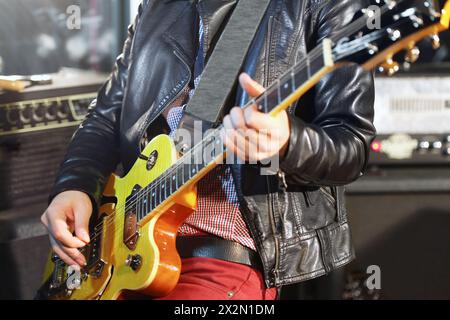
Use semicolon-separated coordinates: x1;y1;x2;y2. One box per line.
134;41;336;223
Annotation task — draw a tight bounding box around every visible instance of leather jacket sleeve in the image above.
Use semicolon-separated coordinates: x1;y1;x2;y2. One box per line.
280;0;376;187
49;1;147;206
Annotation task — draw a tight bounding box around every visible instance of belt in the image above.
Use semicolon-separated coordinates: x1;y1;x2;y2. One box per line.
176;236;262;271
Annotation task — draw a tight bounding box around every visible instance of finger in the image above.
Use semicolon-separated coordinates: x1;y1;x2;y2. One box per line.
234;129;276;162
49;216;86;249
50;236;79;267
222;125;247;162
50;234;87;267
229;107;248;130
228;128;264;162
244;105;276;131
73;201;92;244
239;73;265;97
41;212;49;228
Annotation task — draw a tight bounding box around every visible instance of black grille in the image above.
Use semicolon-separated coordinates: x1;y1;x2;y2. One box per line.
0;126;78;210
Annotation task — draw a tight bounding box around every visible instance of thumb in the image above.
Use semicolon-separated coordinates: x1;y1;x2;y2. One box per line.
239;73;265;97
73;199;92;244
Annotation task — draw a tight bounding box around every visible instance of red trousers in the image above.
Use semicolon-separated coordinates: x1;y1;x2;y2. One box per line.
155;257;277;300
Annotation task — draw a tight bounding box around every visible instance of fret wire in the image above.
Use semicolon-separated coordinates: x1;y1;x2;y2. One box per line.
164;177;168;201
163;177;168;202
137;197;142;221
165;177;169;201
291;69;296;93
136;203;140;221
188;161;192;181
165;176;169;200
141;194;146;218
150;189;153;211
178;163;183;190
168;175;172;198
306;55;311;78
280;75;293;103
152;186;156;212
182;159;185;185
143;194;147;218
195;147;199;175
171;172;176;197
277;79;282;105
162;178;165;201
165;176;168;200
158;182;162;209
139;196;143;220
169;174;172;198
145;193;149;219
140;195;144;221
264;91;268;113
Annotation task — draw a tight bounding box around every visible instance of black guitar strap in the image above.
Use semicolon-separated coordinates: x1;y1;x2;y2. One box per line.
177;0;272;137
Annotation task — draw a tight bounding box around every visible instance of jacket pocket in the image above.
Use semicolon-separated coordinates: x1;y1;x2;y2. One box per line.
297;188;338;232
319;187;336;206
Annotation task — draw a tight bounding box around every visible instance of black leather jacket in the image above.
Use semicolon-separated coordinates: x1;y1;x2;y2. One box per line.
51;0;376;288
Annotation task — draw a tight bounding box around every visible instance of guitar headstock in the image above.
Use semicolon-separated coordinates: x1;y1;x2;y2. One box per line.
332;0;450;75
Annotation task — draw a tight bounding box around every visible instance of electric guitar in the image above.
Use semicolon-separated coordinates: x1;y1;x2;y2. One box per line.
37;0;450;300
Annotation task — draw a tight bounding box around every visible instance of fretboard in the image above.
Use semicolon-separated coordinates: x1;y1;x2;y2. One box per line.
131;42;332;222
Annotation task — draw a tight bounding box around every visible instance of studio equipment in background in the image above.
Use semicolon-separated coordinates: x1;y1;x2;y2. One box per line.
0;69;106;300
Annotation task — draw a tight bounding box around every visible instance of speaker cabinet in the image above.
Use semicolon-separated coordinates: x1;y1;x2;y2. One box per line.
282;167;450;300
0;203;49;300
345;192;450;299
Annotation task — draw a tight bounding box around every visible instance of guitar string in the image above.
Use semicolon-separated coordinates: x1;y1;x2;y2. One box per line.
78;44;328;246
68;1;399;254
60;1;411;266
74;11;380;249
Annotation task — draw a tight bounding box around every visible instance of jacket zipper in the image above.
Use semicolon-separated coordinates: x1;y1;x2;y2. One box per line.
138;49;192;152
264;15;282;287
266;175;281;287
265;16;274;87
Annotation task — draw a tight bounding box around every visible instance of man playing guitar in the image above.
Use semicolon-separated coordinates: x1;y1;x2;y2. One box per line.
41;0;376;300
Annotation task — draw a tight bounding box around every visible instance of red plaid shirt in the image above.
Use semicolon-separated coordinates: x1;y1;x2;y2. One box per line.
167;105;256;251
178;167;257;251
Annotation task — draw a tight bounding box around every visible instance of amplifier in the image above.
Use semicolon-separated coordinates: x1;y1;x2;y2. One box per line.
0;69;106;210
369;133;450;166
370;72;450;166
0;70;106;300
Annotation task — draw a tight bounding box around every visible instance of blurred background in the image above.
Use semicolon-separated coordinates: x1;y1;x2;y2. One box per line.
0;0;449;300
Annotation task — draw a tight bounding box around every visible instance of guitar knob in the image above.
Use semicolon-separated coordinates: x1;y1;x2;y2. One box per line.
431;34;440;50
32;103;46;122
5;107;19;126
378;58;400;76
126;254;142;271
19;105;32;124
405;46;420;63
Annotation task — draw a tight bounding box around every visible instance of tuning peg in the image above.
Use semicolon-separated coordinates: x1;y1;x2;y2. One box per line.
378;58;400;76
430;34;440;50
405;46;420;63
